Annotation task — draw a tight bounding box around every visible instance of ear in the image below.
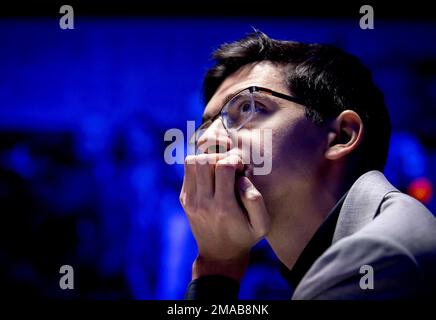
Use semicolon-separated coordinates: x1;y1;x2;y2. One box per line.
325;110;364;161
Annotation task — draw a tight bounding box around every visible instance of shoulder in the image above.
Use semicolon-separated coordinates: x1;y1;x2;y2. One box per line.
292;233;422;299
369;191;436;252
292;190;436;300
336;170;436;258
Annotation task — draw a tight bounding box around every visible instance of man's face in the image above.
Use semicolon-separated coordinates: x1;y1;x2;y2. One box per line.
198;61;327;209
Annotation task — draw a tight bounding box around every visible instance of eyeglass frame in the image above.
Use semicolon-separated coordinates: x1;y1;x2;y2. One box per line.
190;85;306;145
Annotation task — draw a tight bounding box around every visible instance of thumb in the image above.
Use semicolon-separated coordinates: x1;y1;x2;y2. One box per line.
237;176;270;239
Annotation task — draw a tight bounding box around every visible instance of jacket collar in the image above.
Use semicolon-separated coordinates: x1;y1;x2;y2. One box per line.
332;170;399;244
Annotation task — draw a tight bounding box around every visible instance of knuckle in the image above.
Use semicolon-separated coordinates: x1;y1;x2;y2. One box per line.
215;159;235;171
184;155;196;166
184;202;197;216
227;154;241;164
214;208;228;220
179;193;196;212
246;191;263;202
195;154;208;165
196;198;210;212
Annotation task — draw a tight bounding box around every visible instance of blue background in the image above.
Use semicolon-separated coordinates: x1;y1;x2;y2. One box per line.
1;17;435;299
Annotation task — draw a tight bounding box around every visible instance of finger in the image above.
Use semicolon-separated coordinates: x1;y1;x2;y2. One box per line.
195;153;229;198
215;154;244;200
195;154;215;198
237;176;270;239
181;155;197;206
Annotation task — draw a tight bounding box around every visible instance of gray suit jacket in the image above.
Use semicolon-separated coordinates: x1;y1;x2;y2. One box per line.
292;170;436;300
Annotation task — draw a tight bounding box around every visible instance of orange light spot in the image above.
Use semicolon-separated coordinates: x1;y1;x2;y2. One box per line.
407;177;433;204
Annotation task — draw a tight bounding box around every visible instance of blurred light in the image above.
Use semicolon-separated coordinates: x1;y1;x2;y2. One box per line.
407;177;433;204
3;145;36;178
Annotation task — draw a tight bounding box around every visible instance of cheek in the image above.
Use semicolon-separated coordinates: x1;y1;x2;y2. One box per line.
271;119;325;180
237;129;273;169
233;117;325;196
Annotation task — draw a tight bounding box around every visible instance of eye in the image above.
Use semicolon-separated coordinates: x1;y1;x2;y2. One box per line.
240;103;251;113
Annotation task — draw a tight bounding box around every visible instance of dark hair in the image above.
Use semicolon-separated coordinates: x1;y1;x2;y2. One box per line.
203;31;391;173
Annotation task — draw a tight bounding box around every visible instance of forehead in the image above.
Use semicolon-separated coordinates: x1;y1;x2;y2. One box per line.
204;61;289;115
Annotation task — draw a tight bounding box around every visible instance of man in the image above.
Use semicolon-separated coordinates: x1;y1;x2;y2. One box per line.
179;31;436;299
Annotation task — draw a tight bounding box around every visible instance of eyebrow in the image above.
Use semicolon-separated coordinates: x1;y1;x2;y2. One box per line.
201;91;239;124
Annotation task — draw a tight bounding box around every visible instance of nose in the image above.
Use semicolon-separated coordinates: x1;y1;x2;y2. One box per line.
196;118;233;154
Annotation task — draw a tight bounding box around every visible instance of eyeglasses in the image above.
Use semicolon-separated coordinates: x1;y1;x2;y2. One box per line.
189;86;305;147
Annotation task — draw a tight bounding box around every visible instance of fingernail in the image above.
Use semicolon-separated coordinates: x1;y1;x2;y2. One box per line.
238;176;252;192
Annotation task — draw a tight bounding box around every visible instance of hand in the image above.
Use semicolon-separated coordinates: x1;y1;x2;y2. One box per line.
179;152;271;282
